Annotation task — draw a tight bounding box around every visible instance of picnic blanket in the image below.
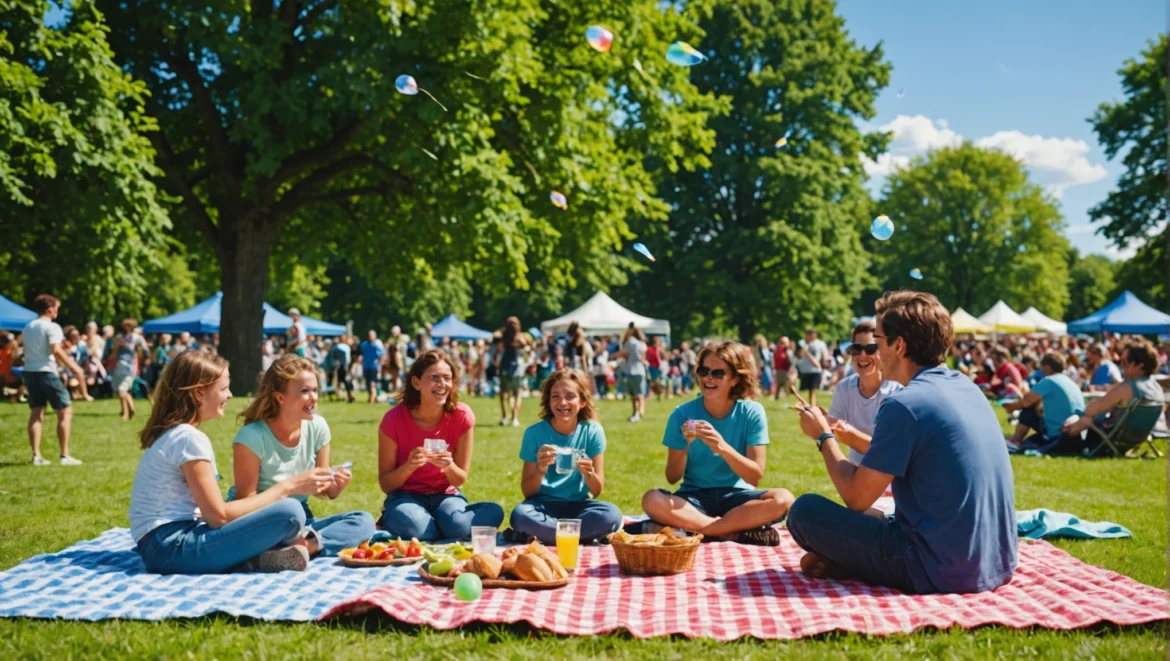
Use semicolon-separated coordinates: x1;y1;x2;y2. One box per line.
0;528;414;621
324;531;1168;640
1017;509;1133;540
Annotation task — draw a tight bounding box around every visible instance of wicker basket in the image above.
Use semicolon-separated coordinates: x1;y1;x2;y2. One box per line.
606;533;703;576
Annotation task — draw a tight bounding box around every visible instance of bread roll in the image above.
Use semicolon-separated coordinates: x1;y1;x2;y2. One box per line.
528;544;570;579
467;552;503;579
511;554;554;582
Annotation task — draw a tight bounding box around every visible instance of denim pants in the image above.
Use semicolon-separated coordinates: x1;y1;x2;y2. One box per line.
302;501;375;556
785;493;918;593
509;497;624;544
380;491;505;541
136;498;306;574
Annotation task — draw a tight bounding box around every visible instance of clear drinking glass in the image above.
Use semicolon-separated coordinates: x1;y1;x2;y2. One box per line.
423;438;448;454
555;447;585;475
471;526;497;554
555;519;582;571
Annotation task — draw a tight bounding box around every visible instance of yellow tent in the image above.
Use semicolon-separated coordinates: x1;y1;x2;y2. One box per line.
952;307;994;334
978;300;1037;333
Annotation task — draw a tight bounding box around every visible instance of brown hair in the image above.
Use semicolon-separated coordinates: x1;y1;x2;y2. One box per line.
139;351;229;449
538;368;598;422
1123;338;1158;377
992;347;1011;363
239;354;319;425
32;294;59;314
695;341;760;400
1040;352;1066;373
850;320;876;342
874;291;952;367
622;326;646;343
395;349;461;413
121;319;138;333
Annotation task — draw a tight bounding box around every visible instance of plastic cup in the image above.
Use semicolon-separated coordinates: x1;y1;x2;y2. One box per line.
556;519;581;570
423;438;448;454
683;420;698;442
471;526;497;554
555;447;585;475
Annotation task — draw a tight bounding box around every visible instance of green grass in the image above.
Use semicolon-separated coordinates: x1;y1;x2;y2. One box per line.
0;392;1165;659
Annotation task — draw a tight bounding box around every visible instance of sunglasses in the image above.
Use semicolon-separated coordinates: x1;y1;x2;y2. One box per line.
695;366;729;380
847;343;879;356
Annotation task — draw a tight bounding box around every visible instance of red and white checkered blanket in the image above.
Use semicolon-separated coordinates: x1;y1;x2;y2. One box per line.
321;531;1168;639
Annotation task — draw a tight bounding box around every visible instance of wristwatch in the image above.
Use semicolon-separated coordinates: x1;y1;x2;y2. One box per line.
816;432;835;451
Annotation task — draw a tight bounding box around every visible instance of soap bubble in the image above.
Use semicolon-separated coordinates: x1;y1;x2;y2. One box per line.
909;268;923;280
633;242;656;262
549;191;568;210
395;74;447;112
586;26;613;53
870;215;895;241
666;41;706;66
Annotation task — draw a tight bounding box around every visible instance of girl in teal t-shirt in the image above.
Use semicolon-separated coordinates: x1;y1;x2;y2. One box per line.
231;355;374;556
506;368;623;544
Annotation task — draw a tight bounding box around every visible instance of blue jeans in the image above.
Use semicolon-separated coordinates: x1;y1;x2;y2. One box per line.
302;502;375;557
509;497;624;544
136;498;306;574
380;491;505;541
786;493;918;593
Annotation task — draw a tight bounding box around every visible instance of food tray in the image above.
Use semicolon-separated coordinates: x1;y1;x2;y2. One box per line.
417;566;570;589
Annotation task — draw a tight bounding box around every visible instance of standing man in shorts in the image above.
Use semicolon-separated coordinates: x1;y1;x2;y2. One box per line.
616;326;648;422
23;294;90;466
797;328;827;408
360;330;385;404
772;336;792;400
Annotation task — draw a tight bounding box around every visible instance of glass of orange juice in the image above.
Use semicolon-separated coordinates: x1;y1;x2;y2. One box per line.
555;519;581;571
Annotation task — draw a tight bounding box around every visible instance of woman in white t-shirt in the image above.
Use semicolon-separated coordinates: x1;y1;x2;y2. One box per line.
129;351;334;574
230;355;374;557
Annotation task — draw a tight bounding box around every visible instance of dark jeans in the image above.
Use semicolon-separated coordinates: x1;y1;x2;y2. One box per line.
1019;406;1085;454
380;491;505;541
593;375;608;396
509;497;624;544
786;493;919;594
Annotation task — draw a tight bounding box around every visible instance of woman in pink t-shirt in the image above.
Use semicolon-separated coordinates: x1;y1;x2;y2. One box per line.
377;350;504;540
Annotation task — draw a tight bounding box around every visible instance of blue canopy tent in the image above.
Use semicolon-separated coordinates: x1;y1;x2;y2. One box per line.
0;295;36;331
430;314;492;341
1066;291;1170;335
143;292;345;336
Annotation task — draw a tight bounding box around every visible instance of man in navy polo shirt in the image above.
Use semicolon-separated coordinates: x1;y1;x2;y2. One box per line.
788;290;1017;594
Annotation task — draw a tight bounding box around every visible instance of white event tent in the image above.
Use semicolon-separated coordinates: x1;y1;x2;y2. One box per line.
978;300;1037;333
541;291;670;338
951;307;993;335
1021;307;1068;335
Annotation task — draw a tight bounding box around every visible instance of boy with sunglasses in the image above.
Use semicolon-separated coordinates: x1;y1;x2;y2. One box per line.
827;321;902;466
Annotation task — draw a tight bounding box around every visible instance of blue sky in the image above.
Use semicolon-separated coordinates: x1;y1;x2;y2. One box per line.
837;0;1166;259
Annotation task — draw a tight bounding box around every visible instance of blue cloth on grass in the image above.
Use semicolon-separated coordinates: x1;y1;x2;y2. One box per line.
1016;509;1133;540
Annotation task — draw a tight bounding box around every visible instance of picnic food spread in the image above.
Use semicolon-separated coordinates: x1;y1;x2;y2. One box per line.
608;527;703;576
420;541;572;589
339;538;473;567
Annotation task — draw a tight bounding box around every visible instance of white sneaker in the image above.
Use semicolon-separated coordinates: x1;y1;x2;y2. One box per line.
500;418;508;426
250;545;309;572
32;455;50;466
59;455;82;466
629;414;640;422
512;418;520;427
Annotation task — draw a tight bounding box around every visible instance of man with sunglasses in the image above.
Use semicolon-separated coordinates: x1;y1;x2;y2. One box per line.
788;291;1017;594
827;322;902;466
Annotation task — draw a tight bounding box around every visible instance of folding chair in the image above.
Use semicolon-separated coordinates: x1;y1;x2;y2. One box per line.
1084;400;1166;459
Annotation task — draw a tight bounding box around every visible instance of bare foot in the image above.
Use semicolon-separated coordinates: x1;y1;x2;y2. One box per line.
800;552;828;578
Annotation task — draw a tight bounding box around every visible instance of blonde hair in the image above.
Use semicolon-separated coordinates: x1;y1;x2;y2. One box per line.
695;341;760;401
539;368;598;422
239;354;319;425
139;351;229;449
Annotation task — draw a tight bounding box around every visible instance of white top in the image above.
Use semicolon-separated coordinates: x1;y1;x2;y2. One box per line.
21;317;63;373
828;374;902;466
128;424;217;542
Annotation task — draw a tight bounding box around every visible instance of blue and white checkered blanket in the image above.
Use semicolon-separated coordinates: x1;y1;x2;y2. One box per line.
0;528;416;621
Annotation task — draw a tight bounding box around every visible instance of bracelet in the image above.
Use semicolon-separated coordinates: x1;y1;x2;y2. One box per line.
816;432;835;451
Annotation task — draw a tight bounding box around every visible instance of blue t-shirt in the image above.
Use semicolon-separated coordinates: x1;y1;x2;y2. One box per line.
329;342;351;370
1090;362;1121;387
1030;374;1085;438
662;398;769;490
861;367;1017;594
360;340;384;370
519;420;606;501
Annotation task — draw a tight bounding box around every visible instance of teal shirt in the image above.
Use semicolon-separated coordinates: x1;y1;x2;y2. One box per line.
519;420;606;501
663;398;769;490
230;415;331;503
1031;374;1085;438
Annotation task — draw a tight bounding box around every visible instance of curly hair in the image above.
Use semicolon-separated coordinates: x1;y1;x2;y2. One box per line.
695;341;760;401
139;350;229;449
239;354;320;425
395;349;461;413
538;368;598;422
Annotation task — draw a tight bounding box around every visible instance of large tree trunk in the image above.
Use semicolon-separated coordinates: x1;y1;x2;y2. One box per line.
218;221;274;395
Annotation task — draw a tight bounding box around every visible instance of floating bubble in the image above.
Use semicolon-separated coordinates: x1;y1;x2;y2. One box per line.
870;214;895;241
395;74;448;112
633;58;648;79
897;88;905;98
586;26;613;53
666;41;706;67
775;129;793;148
420;148;438;161
633;242;656;262
909;268;923;280
549;191;568;210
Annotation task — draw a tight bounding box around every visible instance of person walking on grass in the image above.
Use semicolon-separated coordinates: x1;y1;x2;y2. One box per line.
495;317;530;427
639;341;794;546
360;330;385;404
614;324;648;422
797;328;827;408
112;319;150;421
129;350;334;574
23;294;90;466
789;290;1017;594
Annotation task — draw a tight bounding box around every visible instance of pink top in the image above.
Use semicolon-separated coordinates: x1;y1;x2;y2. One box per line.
379;402;475;494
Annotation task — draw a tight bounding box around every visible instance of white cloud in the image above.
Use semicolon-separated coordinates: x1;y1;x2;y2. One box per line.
1101;220;1168;260
974;131;1108;197
862;115;1108;199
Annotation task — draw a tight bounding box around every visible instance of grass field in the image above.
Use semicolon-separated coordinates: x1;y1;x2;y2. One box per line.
0;391;1165;659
